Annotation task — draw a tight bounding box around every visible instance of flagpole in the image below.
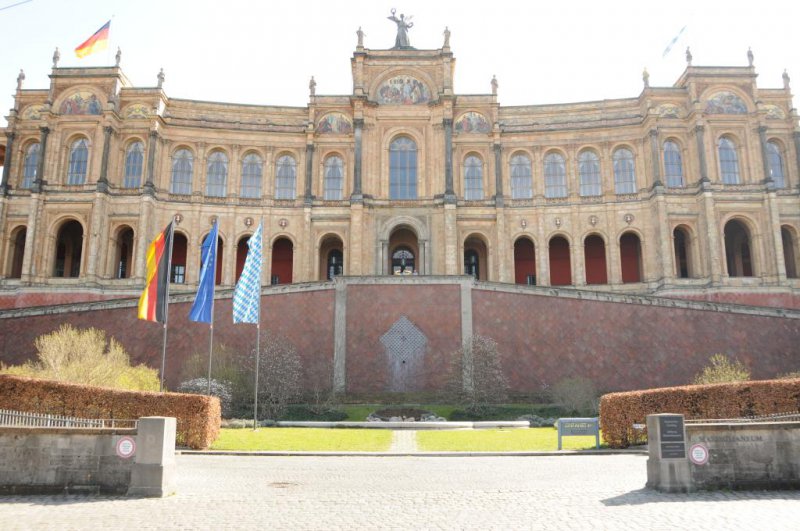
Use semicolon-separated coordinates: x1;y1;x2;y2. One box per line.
253;218;263;430
206;226;218;396
160;220;175;392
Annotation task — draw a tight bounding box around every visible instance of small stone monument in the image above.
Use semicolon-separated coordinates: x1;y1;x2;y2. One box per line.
52;47;60;69
157;68;165;88
491;75;498;95
685;46;692;66
642;67;649;88
115;47;122;67
309;76;316;97
16;69;24;91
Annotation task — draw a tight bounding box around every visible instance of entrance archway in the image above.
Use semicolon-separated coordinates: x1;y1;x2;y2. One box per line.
271;237;293;284
782;226;798;279
8;226;26;279
513;237;536;285
724;220;753;277
171;232;188;284
549;236;571;286
389;226;418;275
235;235;250;282
620;232;642;283
114;226;134;279
319;234;344;280
584;234;607;284
463;235;488;280
53;220;83;278
673;225;692;278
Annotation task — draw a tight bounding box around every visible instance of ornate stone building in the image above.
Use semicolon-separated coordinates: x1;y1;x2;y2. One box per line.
1;29;799;307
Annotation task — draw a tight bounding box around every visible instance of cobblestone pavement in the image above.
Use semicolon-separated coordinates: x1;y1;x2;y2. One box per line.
2;454;799;530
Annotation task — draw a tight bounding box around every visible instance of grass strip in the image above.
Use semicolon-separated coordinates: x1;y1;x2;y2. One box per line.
211;428;392;452
416;428;604;452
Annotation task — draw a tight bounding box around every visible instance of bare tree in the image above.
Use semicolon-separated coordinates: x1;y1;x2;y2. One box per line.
446;335;509;414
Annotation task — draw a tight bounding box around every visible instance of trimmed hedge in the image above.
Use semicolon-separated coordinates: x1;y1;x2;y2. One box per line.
0;375;220;449
599;378;800;448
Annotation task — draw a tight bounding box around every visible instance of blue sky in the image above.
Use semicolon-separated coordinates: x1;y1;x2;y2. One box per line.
1;0;799;127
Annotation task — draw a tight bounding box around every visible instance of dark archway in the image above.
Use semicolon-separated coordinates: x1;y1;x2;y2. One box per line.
584;234;607;285
549;236;571;286
620;232;642;283
724;220;753;277
171;233;188;284
673;226;692;279
319;235;344;280
513;237;536;285
53;220;83;278
781;226;797;279
115;226;134;279
199;234;224;285
464;235;488;280
389;226;419;275
8;226;26;279
271;237;293;284
235;235;250;282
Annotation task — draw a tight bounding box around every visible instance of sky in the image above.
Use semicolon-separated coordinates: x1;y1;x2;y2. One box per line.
1;0;799;128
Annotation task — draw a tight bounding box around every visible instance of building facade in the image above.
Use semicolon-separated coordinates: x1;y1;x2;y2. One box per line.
1;32;799;305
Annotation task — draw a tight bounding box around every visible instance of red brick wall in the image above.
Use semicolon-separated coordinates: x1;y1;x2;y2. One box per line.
0;292;128;310
345;284;461;394
472;289;800;393
672;292;800;310
0;289;334;390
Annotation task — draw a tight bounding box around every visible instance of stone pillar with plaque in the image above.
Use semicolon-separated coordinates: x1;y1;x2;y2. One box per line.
646;413;692;492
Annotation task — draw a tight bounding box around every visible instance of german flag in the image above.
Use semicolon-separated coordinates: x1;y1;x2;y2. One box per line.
138;221;174;323
75;20;110;59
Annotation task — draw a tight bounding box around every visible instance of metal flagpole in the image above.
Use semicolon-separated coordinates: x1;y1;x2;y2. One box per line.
253;218;263;430
206;224;219;396
160;220;175;392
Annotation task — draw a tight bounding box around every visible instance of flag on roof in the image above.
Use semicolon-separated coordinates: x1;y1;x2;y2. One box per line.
662;26;687;58
75;20;110;59
189;220;219;324
233;222;263;324
137;221;174;323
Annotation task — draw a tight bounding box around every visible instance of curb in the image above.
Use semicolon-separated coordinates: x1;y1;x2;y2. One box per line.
178;449;648;457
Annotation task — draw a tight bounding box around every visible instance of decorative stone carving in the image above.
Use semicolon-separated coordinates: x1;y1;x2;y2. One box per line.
764;104;786;120
705;92;747;115
387;9;413;48
59;91;102;115
454;112;491;134
376;75;431;104
316;112;353;134
657;104;681;118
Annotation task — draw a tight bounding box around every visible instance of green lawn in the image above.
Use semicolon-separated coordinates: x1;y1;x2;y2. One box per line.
417;428;604;452
211;428;392;452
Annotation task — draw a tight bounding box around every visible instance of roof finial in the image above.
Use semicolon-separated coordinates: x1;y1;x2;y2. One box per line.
115;47;122;67
747;47;754;67
491;75;498;95
356;26;365;49
309;76;316;97
443;27;451;49
685;46;692;66
157;68;165;89
16;69;25;91
52;47;60;69
783;69;791;91
642;67;650;88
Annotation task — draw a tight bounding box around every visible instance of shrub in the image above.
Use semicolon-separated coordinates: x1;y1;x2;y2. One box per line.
0;324;158;391
599;378;800;448
550;376;599;416
180;342;253;418
177;378;234;418
777;371;800;379
692;353;750;385
247;330;302;420
0;374;220;449
446;335;509;414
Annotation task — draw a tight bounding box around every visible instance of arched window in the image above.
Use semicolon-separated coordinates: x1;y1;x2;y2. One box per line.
392;247;415;275
240;153;262;198
510;154;532;199
767;141;785;188
663;140;684;188
67;139;89;185
123;141;144;188
324;155;344;200
53;220;83;277
327;249;344;279
115;227;134;279
206;151;228;197
579;150;601;196
464;155;483;200
719;137;740;184
613;148;636;194
389;136;417;200
170;149;193;195
275;155;296;199
464;249;480;279
544;152;567;198
21;143;39;189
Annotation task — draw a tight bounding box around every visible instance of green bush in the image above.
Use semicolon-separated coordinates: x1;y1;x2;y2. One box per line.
0;324;158;391
693;354;750;385
776;371;800;379
179;343;253;418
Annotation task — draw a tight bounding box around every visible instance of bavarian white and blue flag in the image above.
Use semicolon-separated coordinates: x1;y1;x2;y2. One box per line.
232;222;263;324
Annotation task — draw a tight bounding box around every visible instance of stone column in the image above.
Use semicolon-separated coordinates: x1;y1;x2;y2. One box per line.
701;191;723;283
444;203;458;274
793;131;800;186
333;278;347;393
493;143;504;206
695;125;709;185
34;127;50;192
418;239;427;275
304;143;314;204
351;119;363;202
571;241;585;286
97;126;113;193
443;118;455;202
460;280;474;392
655;194;673;283
1;132;15;195
128;417;177;497
20;193;41;282
144;131;158;196
85;191;108;282
649;129;662;187
758;126;773;186
380;240;389;275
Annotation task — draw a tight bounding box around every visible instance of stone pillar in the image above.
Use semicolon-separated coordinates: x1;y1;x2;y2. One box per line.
34;127;50;192
304;143;314;204
1;132;15;195
144;131;158;196
333;278;347;393
20;193;41;282
348;203;363;274
645;413;692;493
443;118;455;202
793;131;800;186
655;194;674;283
97;126;113;193
460;279;474;392
758;126;773;187
493;143;504;206
135;196;154;281
571;241;585;287
649;129;662;187
85;191;108;282
127;417;177;498
380;240;389;275
444;203;458;274
351;119;363;202
418;239;427;275
695;125;709;185
701;191;723;282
